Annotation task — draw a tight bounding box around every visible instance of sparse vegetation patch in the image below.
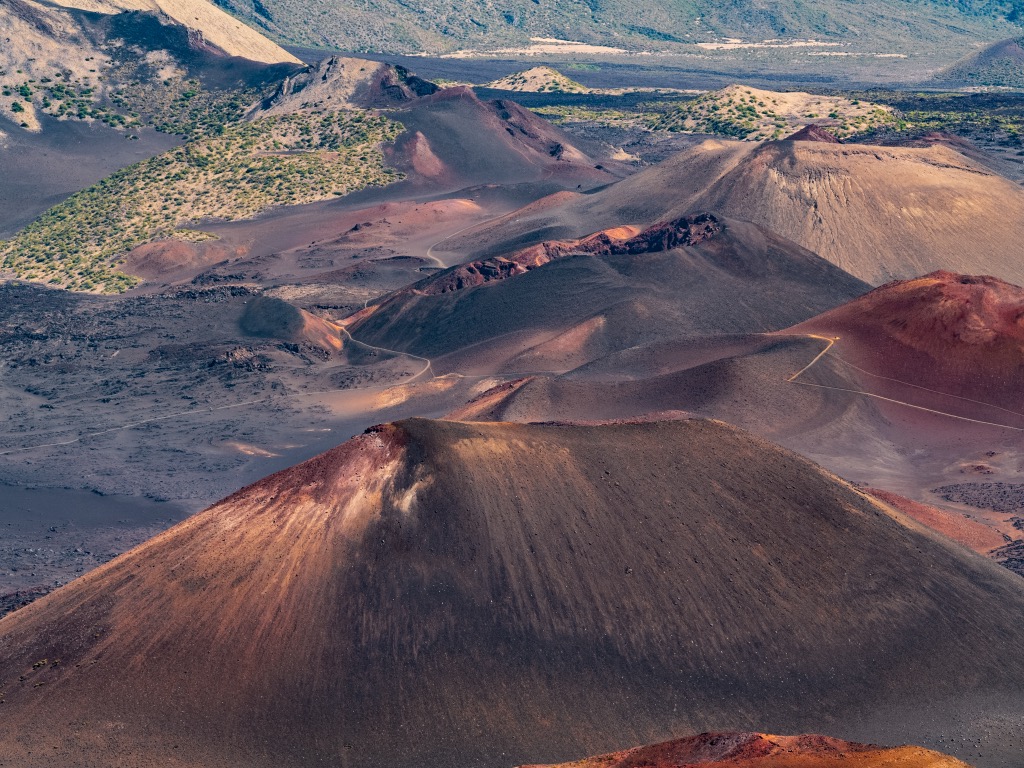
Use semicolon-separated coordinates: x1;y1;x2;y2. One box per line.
652;85;899;140
0;111;404;292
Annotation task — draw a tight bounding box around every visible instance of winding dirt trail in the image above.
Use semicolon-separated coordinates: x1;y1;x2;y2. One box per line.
338;326;433;381
786;334;838;382
424;220;485;268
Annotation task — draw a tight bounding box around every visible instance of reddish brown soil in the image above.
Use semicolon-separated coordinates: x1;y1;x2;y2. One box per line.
866;488;1007;555
791;270;1024;417
121;238;247;282
521;732;970;768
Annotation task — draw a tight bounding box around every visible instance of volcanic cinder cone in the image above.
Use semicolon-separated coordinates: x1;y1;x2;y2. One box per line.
350;213;869;369
1;418;1024;767
791;270;1024;420
450;138;1024;286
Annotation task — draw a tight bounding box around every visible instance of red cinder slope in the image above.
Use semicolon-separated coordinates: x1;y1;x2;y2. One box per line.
520;732;971;768
790;270;1024;417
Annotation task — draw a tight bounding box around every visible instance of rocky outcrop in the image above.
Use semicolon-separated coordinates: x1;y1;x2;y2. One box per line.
249;55;439;116
417;214;726;296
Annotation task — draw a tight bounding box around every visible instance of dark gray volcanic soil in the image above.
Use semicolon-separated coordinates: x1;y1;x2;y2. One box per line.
0;117;180;238
0;487;187;617
0;277;495;601
308;51;932;89
352;215;869;365
0;282;459;513
2;418;1024;767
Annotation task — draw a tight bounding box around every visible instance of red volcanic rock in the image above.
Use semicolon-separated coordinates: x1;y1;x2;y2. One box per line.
611;213;723;254
866;488;1007;554
521;732;971;768
783;125;842;143
422;257;527;294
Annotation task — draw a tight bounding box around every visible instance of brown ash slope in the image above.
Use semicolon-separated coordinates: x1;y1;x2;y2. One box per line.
445;271;1024;561
2;418;1024;767
380;86;624;192
349;213;869;368
448;137;1024;286
244;59;622;191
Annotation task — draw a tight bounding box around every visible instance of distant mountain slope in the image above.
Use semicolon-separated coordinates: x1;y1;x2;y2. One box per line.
0;0;297;130
2;418;1023;767
57;0;300;63
208;0;1021;56
936;36;1024;87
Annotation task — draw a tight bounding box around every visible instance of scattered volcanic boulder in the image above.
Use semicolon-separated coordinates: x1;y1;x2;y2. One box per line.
1;418;1024;766
519;732;972;768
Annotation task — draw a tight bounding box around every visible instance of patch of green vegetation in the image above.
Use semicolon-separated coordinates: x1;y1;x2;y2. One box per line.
26;74;137;128
171;229;220;242
110;77;262;140
532;104;649;127
651;87;898;140
532;96;689;128
851;91;1024;148
1;111;405;292
534;88;899;141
